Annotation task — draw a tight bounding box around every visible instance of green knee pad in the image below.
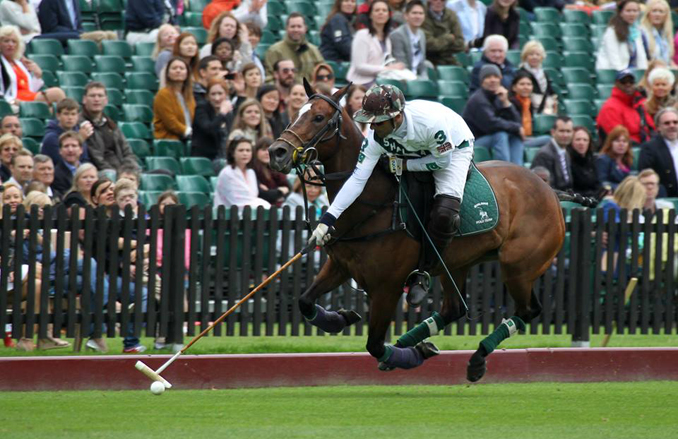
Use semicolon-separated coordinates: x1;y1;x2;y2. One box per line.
479;316;526;355
397;312;446;348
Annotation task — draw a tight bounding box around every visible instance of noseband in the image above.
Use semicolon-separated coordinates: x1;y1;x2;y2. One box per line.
276;93;345;167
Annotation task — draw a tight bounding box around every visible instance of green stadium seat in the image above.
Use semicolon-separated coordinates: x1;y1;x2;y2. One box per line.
592;10;614;25
62;86;85;102
560;23;590;38
153;139;185;158
307;30;320;46
524;146;540;164
128;139;152;161
210;176;218;192
286;1;317;17
57;71;89;87
125;89;155;107
405;80;438;99
595;99;606;113
180;157;215;177
178;191;210;209
562;67;593;85
183;12;204;27
139;190;163;207
518;21;530;38
61;55;94;73
102;40;133;60
177;175;211;193
437;80;468;98
125;72;158;91
563;9;590;25
140;174;176;191
266;15;283;32
267;1;287;15
564;52;594;70
145;157;181;175
28;54;59;73
531;22;561;39
28;39;63;56
596;69;618;84
440;96;466;113
534;7;560;22
255;43;270;59
542;52;563;69
182;27;208;44
532;36;559;52
533;114;557;135
454;52;470;68
376;78;407;93
91;72;125;90
41;71;57;88
506;50;521;65
562;38;594;53
188;0;209;12
596;84;613;99
120;122;152;140
19;102;51;120
94;55;126;73
122;104;153;124
474;146;492;162
135;42;155;57
563;99;595;116
260;30;278;45
104;105;121;121
591;24;608;39
631;146;640;171
544;68;564;87
20;118;45;139
107;88;124;107
0;100;13;118
317;3;333;17
567;83;596;100
570;115;595;133
67;39;100;56
21;137;40;155
633;69;646;82
131;56;155;73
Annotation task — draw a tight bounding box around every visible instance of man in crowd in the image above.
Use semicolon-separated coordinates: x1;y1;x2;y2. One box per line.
421;0;465;66
1;115;22;138
194;55;226;105
638;107;678;197
639;168;673;213
41;98;92;166
37;0;117;43
32;155;58;199
80;82;138;173
8;149;34;189
469;35;516;93
264;13;324;84
272;59;296;111
390;0;431;79
530;116;575;191
53;131;84;195
463;64;524;165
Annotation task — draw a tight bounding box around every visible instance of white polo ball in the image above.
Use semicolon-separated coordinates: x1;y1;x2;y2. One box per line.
150;381;166;395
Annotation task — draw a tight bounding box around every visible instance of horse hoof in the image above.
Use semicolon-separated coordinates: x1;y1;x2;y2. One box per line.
378;362;396;372
466;358;487;382
415;341;440;359
338;309;362;326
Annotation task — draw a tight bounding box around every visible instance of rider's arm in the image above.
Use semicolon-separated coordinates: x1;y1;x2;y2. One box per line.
406;140;472;171
320;138;381;226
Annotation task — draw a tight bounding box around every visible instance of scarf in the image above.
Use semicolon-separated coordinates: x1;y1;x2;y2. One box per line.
515;95;532;136
521;63;547;95
652;27;669;63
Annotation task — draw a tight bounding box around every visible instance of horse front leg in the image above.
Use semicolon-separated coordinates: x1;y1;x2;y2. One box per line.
300;257;361;333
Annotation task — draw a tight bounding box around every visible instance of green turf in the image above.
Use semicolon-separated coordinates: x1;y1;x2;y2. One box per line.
2;326;678;357
1;383;677;438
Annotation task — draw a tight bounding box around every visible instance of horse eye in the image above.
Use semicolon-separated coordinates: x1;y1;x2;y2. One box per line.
314;115;324;122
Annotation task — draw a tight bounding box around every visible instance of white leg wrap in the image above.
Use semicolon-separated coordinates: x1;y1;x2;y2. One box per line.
424;316;439;336
502;318;518;337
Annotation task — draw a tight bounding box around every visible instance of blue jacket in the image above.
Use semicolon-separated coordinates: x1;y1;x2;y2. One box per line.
38;0;83;33
125;0;166;31
319;13;353;62
462;88;522;138
469;54;516;93
41;119;90;167
595;154;631;190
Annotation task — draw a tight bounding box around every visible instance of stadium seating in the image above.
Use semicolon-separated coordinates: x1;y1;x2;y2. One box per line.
141;174;177;191
181;157;215;177
145;157;181;175
177;175;212;193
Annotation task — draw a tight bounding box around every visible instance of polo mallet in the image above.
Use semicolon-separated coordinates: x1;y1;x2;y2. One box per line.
135;239;317;388
600;277;638;347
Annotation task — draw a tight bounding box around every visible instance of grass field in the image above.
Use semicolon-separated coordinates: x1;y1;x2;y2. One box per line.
2;326;677;356
1;382;677;439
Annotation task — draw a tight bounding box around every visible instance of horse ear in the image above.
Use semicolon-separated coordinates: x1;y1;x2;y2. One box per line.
303;77;315;97
332;82;352;104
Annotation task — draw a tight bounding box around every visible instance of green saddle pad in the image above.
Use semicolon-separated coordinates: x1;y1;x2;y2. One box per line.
456;163;499;236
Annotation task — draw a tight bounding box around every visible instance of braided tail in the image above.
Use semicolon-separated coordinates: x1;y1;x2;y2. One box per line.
554;190;599;208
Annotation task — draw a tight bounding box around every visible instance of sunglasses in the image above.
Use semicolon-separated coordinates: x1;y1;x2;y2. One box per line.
316;74;334;81
281;67;297;74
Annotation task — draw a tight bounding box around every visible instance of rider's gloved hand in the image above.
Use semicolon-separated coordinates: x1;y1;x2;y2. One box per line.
388;156;403;176
309;214;336;247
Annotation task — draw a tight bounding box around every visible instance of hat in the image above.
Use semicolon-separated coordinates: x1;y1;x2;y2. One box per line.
616;69;635;82
479;64;502;83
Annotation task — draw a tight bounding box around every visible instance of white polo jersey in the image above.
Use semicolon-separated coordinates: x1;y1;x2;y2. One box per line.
327;100;475;220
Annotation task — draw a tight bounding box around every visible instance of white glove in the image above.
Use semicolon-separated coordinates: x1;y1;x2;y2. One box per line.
184;127;193;138
310;223;332;247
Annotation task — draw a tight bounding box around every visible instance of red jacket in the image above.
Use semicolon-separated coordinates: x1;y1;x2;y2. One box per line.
202;0;241;29
596;87;655;144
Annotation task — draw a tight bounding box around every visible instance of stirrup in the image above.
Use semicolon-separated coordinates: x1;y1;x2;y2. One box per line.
404;270;432;307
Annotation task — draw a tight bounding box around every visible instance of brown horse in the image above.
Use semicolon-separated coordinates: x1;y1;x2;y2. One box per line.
269;81;567;381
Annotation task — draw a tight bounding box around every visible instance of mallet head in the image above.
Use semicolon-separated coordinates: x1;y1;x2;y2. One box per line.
135;361;173;389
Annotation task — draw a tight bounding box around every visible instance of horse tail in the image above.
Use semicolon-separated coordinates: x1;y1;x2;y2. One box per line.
553;190;599;208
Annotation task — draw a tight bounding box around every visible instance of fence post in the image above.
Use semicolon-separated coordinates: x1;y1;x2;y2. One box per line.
571;209;591;347
168;205;186;346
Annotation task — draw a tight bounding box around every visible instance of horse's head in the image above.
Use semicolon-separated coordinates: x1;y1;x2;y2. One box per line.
269;78;351;174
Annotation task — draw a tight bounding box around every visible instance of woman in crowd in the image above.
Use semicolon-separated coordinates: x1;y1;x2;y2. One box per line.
643;66;676;119
638;59;668;95
449;0;487;49
200;12;252;67
568;127;603;199
192;78;234;160
320;0;356;63
230;62;262;109
0;133;21;181
483;0;520;50
282;83;308;125
90;177;116;215
346;84;368;135
0;0;41;43
596;125;634;191
258;84;288;139
214;137;271;210
518;41;557;115
283;168;329;218
252;137;290;207
211;37;237;71
347;0;405;87
509;70;551;148
153;57;196;142
640;0;675;66
596;0;647;70
159;32;200;87
312;63;337;94
63;163;99;207
228;98;272;145
0;25;64;107
153;24;180;76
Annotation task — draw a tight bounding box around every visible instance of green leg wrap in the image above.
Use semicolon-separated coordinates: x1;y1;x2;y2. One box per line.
479;316;526;355
378;345;394;362
396;312;446;348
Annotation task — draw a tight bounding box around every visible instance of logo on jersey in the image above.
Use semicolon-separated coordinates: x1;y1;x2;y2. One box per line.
474;202;494;225
436;142;452;154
